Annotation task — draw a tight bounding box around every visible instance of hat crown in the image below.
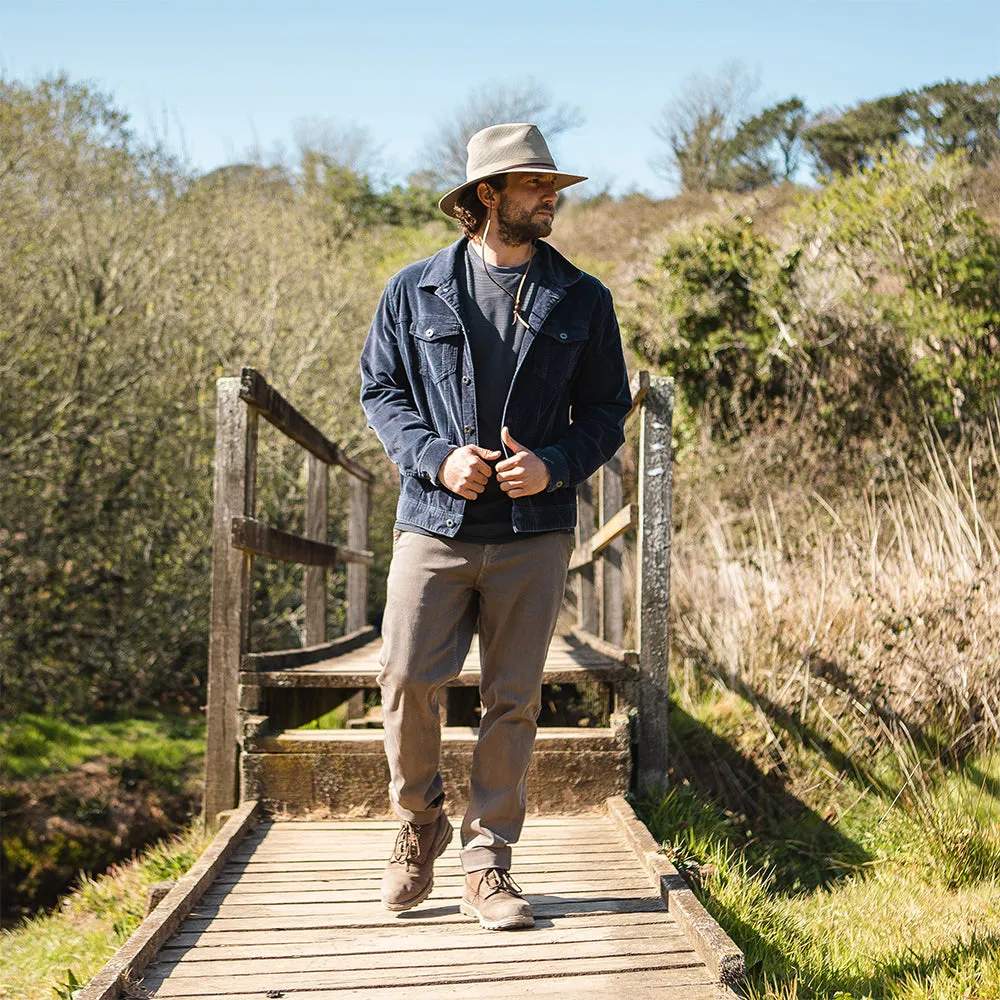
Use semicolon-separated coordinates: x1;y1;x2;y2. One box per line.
465;123;557;182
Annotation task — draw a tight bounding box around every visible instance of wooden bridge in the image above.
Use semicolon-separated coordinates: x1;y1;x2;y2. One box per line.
80;368;744;999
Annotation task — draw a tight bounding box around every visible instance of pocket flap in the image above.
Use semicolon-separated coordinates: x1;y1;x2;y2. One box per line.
409;319;463;343
538;323;589;344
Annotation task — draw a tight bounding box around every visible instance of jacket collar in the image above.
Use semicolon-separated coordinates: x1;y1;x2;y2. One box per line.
417;237;582;295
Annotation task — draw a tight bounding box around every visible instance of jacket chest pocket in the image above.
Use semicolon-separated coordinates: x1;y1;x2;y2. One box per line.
409;320;462;384
532;324;589;384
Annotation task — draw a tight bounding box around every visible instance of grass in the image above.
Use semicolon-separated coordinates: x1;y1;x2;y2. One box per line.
635;675;1000;1000
1;713;205;787
0;823;211;1000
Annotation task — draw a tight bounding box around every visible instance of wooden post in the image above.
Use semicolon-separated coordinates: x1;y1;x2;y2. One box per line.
635;376;674;792
345;476;370;721
576;476;599;634
346;477;370;632
204;379;258;827
304;454;328;645
600;449;624;647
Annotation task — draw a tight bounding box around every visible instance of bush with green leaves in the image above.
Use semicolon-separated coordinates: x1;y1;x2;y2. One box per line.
626;146;1000;444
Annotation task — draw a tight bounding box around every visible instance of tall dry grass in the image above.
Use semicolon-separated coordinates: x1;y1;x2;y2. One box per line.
669;419;1000;753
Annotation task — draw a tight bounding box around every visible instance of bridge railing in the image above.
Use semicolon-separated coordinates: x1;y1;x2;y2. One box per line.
203;367;374;827
567;370;675;791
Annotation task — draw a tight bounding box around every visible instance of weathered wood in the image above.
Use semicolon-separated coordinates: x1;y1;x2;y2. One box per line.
626;368;651;422
241;625;377;670
305;453;329;645
636;374;674;791
231;515;373;567
239;368;372;482
204;378;258;825
241;631;626;689
157;918;682;962
576;476;599;633
569;626;638;667
77;801;260;1000
606;796;745;988
139;976;726;1000
346;475;370;633
600;450;625;646
143;956;714;997
241;728;630;816
165;909;672;949
569;503;635;572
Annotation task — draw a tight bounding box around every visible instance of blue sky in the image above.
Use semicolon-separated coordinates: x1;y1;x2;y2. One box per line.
2;0;997;196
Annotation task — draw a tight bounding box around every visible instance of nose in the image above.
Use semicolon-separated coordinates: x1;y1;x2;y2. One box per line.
541;185;557;206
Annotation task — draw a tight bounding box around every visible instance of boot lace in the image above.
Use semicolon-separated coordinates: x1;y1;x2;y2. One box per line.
389;822;421;866
482;868;524;898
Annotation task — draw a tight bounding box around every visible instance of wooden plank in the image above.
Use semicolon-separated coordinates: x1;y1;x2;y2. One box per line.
626;368;651;422
569;627;637;666
139;968;721;1000
199;878;656;906
599;450;625;645
636;373;674;790
76;801;260;1000
575;476;599;632
241;626;377;670
149;938;694;984
204;377;257;825
141;950;708;995
238;368;373;482
304;453;328;645
178;896;668;933
606;795;745;989
569;503;635;572
346;475;370;633
212;861;657;884
231;516;373;567
221;854;637;876
157;919;685;963
163;909;675;948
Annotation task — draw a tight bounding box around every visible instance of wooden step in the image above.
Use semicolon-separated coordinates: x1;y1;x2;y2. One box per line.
241;633;631;690
241;725;632;817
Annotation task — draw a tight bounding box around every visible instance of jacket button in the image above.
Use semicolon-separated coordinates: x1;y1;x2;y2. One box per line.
464;425;473;434
426;328;435;338
462;376;471;385
559;332;568;340
556;480;564;488
445;518;454;527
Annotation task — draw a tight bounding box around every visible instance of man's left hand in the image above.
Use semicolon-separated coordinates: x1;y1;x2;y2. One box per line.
496;427;551;498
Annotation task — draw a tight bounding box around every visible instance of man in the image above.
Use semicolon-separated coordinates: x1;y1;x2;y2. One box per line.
359;123;631;930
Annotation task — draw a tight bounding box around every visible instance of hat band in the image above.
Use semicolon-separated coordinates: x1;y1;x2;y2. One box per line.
470;159;558;180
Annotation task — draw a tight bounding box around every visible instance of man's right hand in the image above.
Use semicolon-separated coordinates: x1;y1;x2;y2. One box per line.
437;445;502;500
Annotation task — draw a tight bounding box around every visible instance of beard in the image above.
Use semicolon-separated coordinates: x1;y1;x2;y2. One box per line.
495;194;553;246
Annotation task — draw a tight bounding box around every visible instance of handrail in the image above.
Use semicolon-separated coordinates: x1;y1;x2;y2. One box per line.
204;368;374;827
239;367;373;482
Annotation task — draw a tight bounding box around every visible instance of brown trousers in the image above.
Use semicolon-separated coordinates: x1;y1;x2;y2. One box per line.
377;529;573;872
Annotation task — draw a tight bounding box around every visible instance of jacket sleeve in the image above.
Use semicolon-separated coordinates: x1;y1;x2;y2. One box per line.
359;283;456;482
534;289;632;490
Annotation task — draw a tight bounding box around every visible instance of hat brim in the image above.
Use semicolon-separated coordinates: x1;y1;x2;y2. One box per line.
438;168;589;220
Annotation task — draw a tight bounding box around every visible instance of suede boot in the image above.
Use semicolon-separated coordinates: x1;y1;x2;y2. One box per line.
460;868;534;930
380;811;453;911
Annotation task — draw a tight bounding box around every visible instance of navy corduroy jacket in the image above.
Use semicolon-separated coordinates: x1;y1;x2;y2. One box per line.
359;237;631;537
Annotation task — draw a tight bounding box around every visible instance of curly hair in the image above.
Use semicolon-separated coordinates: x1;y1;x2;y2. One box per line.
453;173;507;239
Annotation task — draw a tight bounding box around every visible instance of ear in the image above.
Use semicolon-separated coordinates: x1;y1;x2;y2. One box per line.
476;181;494;208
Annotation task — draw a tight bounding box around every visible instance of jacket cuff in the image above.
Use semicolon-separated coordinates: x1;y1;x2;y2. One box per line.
418;438;457;485
536;446;570;492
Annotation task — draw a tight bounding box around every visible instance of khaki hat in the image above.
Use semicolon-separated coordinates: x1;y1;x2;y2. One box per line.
438;122;587;219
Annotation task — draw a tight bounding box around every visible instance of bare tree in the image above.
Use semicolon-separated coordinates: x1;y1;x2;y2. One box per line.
414;79;584;191
653;61;761;192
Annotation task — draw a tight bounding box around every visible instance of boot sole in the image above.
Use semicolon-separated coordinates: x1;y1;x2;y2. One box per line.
381;820;454;912
459;900;535;930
